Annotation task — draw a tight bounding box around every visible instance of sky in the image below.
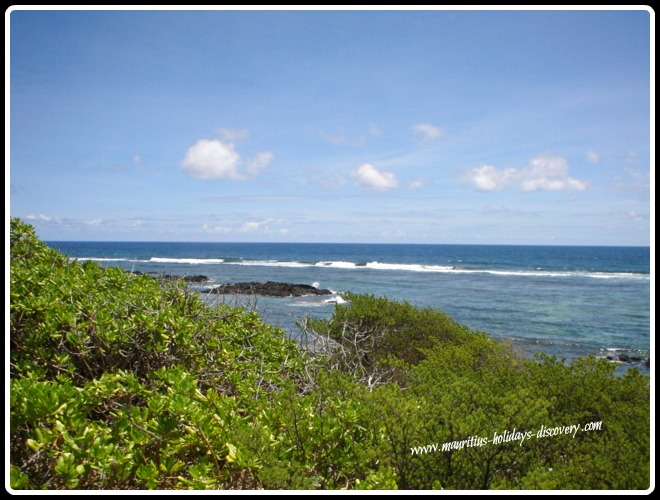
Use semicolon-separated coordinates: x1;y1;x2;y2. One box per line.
7;7;653;245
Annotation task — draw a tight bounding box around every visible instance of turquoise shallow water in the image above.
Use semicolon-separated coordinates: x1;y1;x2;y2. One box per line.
47;241;651;374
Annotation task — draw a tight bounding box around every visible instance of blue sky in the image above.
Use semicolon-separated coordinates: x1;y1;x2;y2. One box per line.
8;7;652;245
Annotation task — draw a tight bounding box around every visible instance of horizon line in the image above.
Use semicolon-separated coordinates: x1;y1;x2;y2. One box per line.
43;239;652;249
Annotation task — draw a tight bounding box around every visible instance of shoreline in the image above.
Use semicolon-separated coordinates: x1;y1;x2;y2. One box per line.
49;240;651;377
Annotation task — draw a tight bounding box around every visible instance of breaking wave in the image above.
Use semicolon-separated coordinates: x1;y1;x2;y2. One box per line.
72;257;648;280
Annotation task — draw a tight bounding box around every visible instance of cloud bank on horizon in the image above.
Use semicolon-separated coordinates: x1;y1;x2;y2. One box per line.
8;8;652;245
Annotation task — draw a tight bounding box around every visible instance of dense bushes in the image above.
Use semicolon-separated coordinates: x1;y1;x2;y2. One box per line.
9;218;650;490
303;295;650;490
303;291;474;365
9;218;316;489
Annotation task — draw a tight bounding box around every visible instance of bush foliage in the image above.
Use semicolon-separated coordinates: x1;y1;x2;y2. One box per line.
9;218;650;490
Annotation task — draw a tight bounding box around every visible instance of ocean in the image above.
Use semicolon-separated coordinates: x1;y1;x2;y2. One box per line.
46;241;651;375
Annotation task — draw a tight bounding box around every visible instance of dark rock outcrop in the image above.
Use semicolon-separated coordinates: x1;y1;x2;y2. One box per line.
203;281;332;297
617;353;642;363
606;353;649;367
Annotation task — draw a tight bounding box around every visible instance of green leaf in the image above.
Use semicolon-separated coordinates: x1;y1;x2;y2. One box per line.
225;442;237;463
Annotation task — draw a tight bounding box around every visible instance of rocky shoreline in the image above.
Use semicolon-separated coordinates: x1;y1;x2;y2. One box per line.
202;281;333;297
605;352;650;368
133;272;648;368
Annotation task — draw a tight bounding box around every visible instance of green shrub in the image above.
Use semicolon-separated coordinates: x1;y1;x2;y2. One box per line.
9;218;650;490
304;292;474;366
10;218;312;489
304;291;650;490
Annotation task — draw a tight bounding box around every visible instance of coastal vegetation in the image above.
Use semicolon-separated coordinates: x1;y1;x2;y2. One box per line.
9;218;650;490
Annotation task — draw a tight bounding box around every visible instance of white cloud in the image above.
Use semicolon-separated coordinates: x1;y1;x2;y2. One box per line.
320;124;381;147
586;149;600;164
202;223;232;234
241;222;260;232
25;214;61;223
350;163;399;190
521;156;588;191
607;210;647;223
408;178;427;190
466;165;517;191
412;123;445;140
465;155;588;192
240;218;274;233
381;229;406;239
181;133;273;181
181;139;242;180
247;152;274;177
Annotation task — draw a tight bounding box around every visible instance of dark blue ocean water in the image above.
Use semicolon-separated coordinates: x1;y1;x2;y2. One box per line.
46;241;651;374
